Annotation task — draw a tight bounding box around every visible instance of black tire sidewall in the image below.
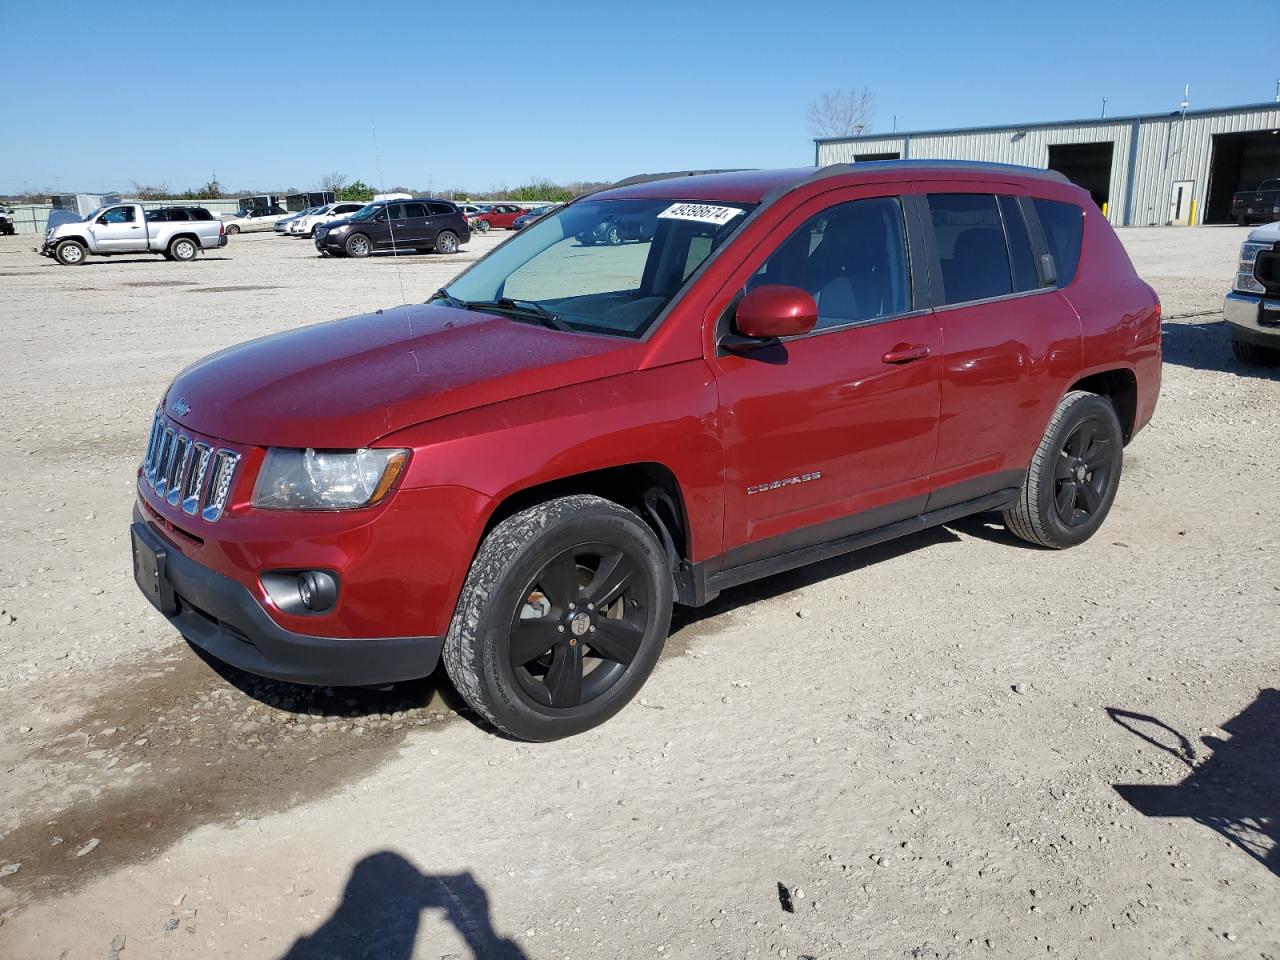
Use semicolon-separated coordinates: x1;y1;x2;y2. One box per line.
170;238;197;261
345;233;371;257
436;231;458;254
468;503;672;741
1033;394;1123;547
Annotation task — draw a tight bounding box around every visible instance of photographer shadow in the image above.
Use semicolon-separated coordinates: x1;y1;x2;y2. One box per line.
279;852;528;960
1108;690;1280;879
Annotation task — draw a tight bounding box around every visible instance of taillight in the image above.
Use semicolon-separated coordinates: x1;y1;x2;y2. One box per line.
219;222;226;236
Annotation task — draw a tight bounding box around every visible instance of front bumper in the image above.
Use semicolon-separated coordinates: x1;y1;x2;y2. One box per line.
131;509;445;686
1224;290;1280;346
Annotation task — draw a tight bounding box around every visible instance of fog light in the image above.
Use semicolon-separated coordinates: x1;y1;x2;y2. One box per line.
261;569;338;615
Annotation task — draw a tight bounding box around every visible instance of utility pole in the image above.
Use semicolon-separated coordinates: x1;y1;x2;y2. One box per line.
1101;96;1108;119
892;114;897;133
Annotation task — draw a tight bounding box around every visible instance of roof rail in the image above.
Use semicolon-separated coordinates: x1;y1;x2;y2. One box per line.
807;159;1070;185
607;169;753;189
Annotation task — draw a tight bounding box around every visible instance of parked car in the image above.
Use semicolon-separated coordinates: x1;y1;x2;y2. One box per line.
274;208;320;235
1224;220;1280;364
469;204;526;231
313;198;470;257
130;162;1160;740
512;205;562;231
223;206;289;235
1231;179;1280;226
0;207;15;235
577;211;655;245
39;203;226;264
289;201;369;237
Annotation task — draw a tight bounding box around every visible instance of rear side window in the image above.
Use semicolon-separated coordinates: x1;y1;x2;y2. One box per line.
189;208;212;221
998;196;1039;292
927;194;1012;305
1033;199;1084;287
751;196;911;330
427;202;453;215
168;208;191;221
145;209;169;222
402;202;429;219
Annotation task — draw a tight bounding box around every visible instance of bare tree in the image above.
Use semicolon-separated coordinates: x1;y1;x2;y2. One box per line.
806;88;876;139
319;171;347;193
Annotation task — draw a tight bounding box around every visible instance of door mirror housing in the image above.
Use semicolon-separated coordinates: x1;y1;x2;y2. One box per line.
735;284;819;339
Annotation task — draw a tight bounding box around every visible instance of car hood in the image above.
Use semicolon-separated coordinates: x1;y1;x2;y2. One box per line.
163;303;644;448
1248;221;1280;243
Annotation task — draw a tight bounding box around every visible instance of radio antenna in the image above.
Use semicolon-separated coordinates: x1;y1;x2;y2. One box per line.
369;114;407;307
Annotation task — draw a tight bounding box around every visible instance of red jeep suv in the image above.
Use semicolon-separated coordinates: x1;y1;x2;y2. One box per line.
131;162;1161;740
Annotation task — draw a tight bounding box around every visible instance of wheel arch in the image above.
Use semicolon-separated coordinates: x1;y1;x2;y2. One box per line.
168;231;201;250
480;462;694;601
1065;366;1138;443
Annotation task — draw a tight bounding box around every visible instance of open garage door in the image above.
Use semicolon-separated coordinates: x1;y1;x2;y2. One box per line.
1047;142;1114;214
1205;130;1280;224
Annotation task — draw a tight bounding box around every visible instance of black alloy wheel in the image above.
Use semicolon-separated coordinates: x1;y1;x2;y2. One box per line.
509;544;650;710
1053;417;1114;527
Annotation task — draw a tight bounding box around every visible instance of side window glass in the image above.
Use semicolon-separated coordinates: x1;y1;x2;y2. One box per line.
751;196;911;330
927;194;1012;305
171;209;191;221
998;196;1039;292
428;202;451;215
101;207;135;224
386;203;406;219
1032;198;1084;287
402;202;428;219
145;209;165;222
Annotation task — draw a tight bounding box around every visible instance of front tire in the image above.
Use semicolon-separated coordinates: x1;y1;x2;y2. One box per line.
55;240;87;265
443;495;673;741
345;233;372;258
1232;337;1280;366
605;225;623;246
168;237;198;262
1003;391;1123;549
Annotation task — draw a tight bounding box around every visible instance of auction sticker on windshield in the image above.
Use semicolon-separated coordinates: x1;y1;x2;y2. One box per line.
657;203;745;226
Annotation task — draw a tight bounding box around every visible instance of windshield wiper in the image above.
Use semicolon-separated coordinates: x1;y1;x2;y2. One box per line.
461;297;572;332
430;287;464;308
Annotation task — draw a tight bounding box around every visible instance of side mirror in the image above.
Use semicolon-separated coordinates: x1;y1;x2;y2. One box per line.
724;285;818;351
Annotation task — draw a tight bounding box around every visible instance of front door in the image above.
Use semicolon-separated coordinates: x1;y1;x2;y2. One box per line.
709;188;942;568
91;205;143;252
1169;180;1194;225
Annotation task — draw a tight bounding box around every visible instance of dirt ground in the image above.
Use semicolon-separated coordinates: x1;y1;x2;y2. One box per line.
0;224;1276;960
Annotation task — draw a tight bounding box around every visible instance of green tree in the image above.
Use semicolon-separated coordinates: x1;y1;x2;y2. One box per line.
338;180;376;202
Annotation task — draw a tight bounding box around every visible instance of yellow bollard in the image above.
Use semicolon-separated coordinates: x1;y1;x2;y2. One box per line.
1189;198;1197;226
1102;201;1109;219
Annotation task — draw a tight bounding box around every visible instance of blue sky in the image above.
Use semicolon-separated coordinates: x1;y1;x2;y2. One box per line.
1;0;1274;194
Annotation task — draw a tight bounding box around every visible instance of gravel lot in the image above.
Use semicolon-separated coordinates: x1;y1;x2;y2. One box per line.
0;225;1276;959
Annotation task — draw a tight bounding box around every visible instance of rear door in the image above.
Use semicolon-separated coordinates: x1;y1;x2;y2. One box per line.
709;185;943;567
425;202;457;245
921;188;1082;510
91;205;145;252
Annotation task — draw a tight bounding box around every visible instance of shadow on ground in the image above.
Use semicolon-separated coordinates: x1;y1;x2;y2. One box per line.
279;852;527;960
1108;689;1280;879
1161;318;1280;378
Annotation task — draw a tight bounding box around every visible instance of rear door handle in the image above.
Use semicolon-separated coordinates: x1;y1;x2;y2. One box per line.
881;343;932;364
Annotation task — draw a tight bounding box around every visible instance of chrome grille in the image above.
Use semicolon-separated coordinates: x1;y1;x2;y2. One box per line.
140;412;240;522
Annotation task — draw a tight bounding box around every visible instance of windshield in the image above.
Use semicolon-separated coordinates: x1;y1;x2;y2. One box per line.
350;204;383;221
444;198;755;338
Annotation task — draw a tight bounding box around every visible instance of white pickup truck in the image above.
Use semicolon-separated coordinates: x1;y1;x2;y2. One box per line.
38;203;227;265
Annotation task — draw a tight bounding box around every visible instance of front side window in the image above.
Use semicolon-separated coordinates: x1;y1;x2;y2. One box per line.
351;204;384;221
928;194;1013;305
750;196;911;330
99;206;135;224
1033;198;1084;287
444;198;755;338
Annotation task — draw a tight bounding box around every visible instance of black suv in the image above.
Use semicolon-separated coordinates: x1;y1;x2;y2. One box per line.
314;198;471;258
145;206;217;223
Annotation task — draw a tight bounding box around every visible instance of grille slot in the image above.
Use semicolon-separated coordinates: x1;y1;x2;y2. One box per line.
140;413;240;523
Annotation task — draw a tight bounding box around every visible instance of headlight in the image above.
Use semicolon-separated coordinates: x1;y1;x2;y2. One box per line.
251;448;409;510
330;224;350;234
1236;241;1270;295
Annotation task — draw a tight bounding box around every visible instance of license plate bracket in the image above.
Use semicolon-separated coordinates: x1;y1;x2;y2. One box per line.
131;523;177;615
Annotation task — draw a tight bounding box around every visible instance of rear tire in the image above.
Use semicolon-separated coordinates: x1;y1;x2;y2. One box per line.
55;240;87;265
225;224;240;236
1231;337;1280;366
605;225;623;246
443;495;673;741
345;233;372;258
434;230;459;254
1003;391;1123;549
168;237;198;262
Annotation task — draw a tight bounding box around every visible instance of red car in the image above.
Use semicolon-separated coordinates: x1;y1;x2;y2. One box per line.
131;162;1161;740
469;203;525;230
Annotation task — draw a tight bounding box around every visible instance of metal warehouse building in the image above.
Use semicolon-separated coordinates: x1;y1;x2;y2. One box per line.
814;102;1280;227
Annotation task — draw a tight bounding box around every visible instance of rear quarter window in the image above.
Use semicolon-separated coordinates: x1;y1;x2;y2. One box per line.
1033;198;1084;287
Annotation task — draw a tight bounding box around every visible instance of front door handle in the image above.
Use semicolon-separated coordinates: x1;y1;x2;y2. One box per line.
881;343;931;364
